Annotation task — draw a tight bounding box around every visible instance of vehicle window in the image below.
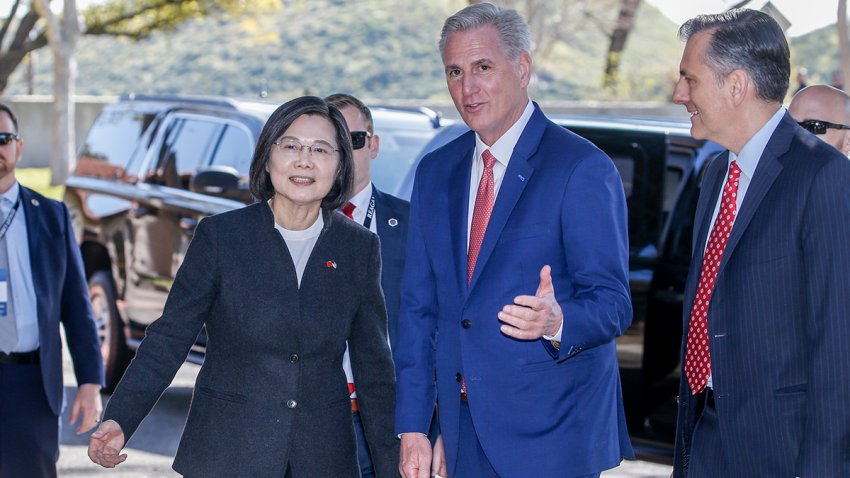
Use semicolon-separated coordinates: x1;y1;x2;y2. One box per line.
610;155;635;200
77;108;157;178
157;118;222;189
210;124;253;176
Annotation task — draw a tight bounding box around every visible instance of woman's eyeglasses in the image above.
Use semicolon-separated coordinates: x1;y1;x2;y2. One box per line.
798;119;850;135
0;133;20;146
350;131;372;150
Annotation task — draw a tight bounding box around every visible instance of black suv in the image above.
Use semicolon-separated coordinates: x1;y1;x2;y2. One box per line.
397;118;723;454
66;94;444;391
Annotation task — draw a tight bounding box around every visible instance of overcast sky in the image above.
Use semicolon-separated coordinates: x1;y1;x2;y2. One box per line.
645;0;838;37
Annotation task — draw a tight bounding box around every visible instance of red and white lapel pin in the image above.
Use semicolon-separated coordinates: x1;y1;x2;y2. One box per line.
326;260;337;269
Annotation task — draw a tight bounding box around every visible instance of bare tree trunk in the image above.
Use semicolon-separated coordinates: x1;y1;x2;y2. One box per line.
839;0;850;92
603;0;641;96
34;0;79;186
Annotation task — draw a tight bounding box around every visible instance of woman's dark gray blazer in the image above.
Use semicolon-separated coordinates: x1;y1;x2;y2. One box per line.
103;202;399;477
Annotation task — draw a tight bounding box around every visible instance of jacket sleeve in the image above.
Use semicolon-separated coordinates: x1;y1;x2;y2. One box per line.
60;202;105;387
102;218;218;440
557;150;632;358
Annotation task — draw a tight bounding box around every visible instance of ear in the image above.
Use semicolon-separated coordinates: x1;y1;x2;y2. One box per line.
842;131;850;156
517;51;532;88
369;133;380;161
726;69;749;106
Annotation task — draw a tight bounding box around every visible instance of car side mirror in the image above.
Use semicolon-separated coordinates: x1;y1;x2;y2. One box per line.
190;166;250;203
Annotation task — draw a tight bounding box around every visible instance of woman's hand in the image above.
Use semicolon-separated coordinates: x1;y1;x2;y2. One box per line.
87;420;127;468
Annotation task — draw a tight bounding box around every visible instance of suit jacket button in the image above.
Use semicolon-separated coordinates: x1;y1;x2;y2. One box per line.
455;373;462;382
289;353;299;363
461;319;472;329
286;399;298;409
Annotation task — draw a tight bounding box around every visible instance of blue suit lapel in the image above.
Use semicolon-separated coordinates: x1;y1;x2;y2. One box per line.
19;187;46;328
467;106;542;289
717;113;792;277
449;136;475;293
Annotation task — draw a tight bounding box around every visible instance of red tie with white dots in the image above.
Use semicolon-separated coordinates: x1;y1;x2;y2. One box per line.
685;160;741;395
467;149;496;285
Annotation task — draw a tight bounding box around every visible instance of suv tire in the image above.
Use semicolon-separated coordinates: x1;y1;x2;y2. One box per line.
88;270;130;392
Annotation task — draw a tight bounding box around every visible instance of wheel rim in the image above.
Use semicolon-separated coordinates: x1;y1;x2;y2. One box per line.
89;283;113;362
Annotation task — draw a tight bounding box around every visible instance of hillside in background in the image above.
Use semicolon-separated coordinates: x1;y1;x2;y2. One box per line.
4;0;838;102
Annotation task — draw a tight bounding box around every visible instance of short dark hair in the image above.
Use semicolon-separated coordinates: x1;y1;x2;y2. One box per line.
679;8;790;103
0;102;19;132
248;96;353;210
324;93;373;134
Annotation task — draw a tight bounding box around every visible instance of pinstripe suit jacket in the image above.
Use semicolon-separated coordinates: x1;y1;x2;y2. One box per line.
104;203;398;477
674;112;850;476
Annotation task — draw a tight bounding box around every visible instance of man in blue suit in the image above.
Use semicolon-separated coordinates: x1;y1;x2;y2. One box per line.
326;93;411;477
0;103;104;477
393;4;634;477
672;10;850;477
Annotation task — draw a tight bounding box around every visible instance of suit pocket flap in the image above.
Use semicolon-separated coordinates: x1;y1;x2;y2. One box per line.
198;386;248;403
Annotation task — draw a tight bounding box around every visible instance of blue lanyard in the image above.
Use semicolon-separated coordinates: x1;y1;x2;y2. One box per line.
363;193;375;230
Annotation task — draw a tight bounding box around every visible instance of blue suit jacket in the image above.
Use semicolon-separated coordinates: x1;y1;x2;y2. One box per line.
20;186;103;416
373;186;409;346
674;112;850;476
394;104;634;477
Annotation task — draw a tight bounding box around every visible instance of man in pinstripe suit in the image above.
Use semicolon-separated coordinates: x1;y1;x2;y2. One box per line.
671;9;850;477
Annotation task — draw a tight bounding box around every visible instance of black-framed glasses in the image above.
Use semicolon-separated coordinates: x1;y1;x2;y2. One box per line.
273;138;338;159
0;133;20;146
350;131;372;150
798;119;850;135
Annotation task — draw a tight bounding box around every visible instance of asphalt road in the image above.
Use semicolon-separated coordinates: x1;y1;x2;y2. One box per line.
58;347;673;477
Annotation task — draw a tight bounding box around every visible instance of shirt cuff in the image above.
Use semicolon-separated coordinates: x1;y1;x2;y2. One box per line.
542;320;563;343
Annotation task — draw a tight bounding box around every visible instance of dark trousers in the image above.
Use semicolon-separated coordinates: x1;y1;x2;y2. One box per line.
455;400;500;478
0;363;60;478
689;389;729;478
352;411;375;478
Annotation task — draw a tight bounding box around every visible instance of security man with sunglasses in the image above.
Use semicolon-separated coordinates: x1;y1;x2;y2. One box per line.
0;102;104;477
789;84;850;155
325;93;415;478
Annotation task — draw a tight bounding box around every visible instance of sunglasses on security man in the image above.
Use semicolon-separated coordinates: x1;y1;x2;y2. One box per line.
0;133;20;146
350;131;372;150
798;119;850;135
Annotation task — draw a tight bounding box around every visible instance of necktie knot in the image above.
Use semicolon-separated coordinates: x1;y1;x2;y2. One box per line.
482;149;496;170
342;202;356;220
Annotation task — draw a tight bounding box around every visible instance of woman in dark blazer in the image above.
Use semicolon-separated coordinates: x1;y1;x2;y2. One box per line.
88;96;399;477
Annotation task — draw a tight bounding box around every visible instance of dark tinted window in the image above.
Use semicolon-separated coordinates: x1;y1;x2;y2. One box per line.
168;118;222;176
78;108;157;169
210;124;253;175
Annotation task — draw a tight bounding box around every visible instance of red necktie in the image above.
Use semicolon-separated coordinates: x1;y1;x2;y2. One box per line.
467;149;496;285
685;160;741;395
342;202;356;220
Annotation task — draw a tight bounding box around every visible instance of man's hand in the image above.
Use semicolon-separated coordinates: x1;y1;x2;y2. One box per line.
498;265;563;340
70;383;102;435
431;434;448;478
88;420;127;468
399;433;432;478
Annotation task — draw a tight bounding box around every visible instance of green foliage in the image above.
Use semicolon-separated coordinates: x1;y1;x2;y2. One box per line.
10;0;827;103
17;168;62;200
789;24;842;88
83;0;277;39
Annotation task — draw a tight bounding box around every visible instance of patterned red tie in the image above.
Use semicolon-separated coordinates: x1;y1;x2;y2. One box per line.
685;160;741;395
342;202;356;220
467;149;496;285
461;149;497;399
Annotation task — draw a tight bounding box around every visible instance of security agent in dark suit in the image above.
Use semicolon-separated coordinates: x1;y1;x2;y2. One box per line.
325;93;416;478
0;103;104;478
88;96;398;477
672;10;850;477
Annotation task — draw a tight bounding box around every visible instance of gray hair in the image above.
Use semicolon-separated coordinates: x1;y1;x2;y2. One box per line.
439;2;531;62
679;8;789;103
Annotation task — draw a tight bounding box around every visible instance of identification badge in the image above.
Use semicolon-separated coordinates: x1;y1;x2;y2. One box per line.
0;268;7;316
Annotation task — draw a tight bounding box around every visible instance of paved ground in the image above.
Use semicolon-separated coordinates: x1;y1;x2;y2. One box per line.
59;348;672;477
